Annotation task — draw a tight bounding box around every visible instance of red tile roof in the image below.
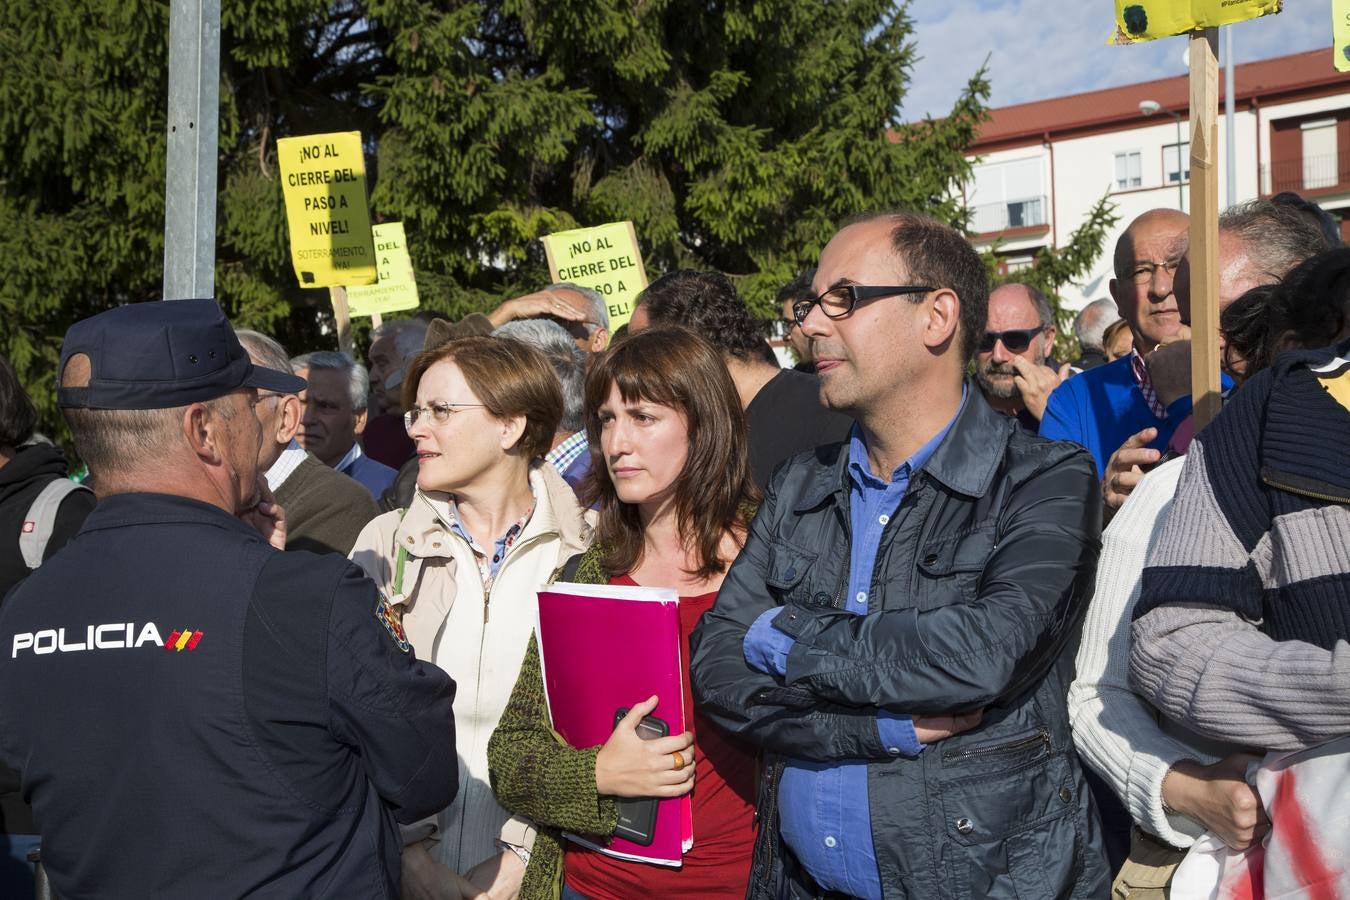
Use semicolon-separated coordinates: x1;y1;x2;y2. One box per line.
970;47;1340;150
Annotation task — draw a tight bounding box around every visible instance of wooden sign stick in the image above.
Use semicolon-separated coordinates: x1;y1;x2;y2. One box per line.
1188;28;1223;430
330;286;354;357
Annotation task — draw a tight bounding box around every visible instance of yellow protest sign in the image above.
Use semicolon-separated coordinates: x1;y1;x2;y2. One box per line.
1112;0;1280;43
346;222;420;317
277;131;377;288
1336;0;1350;72
540;221;648;330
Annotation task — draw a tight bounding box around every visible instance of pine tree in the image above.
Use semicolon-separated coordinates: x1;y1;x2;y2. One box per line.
2;0;1018;442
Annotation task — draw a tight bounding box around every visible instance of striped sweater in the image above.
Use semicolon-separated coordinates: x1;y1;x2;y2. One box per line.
1133;337;1350;647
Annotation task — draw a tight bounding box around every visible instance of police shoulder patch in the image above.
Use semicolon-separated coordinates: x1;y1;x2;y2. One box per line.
375;595;411;653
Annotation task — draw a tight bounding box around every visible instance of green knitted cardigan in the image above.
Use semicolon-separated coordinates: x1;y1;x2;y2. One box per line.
488;503;756;900
485;543;617;900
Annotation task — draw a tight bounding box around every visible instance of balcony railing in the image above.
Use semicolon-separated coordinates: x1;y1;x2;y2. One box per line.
971;196;1047;234
1262;150;1350;196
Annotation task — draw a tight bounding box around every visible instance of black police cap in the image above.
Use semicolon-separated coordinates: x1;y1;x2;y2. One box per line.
57;299;306;410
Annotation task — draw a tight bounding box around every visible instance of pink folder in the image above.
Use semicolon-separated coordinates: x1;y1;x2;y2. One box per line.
536;582;693;866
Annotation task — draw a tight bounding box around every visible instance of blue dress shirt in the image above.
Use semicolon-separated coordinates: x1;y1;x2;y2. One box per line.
742;389;966;898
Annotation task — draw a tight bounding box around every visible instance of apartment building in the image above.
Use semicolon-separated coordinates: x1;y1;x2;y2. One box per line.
965;47;1350;311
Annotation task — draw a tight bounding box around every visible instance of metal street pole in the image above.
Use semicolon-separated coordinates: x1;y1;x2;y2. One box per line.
162;0;221;301
1139;99;1185;212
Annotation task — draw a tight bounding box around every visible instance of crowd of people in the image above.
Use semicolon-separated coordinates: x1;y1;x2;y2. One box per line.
0;195;1346;900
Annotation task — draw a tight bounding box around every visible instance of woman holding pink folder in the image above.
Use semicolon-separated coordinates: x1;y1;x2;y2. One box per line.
489;326;762;900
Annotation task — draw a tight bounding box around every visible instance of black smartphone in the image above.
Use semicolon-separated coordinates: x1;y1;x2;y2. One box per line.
610;707;669;846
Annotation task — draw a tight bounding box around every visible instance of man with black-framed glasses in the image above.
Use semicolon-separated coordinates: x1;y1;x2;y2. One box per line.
777;272;818;373
238;331;377;556
693;211;1108;900
974;282;1072;432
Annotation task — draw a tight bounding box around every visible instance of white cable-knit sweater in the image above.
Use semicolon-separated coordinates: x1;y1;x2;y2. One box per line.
1067;457;1235;848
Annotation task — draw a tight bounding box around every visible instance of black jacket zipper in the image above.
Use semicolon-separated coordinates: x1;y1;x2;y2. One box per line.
942;728;1050;763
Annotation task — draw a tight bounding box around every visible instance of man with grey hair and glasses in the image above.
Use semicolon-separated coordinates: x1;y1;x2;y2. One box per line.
291;351;397;499
237;331;376;555
487;282;610;364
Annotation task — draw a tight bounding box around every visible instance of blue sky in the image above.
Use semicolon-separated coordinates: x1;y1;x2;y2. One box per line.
901;0;1335;122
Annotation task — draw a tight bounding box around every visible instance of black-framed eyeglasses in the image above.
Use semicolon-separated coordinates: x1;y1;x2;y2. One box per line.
403;401;486;432
978;325;1046;354
792;284;936;326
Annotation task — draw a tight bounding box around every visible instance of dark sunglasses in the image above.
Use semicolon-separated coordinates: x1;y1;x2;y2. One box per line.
792;284;935;326
979;326;1046;354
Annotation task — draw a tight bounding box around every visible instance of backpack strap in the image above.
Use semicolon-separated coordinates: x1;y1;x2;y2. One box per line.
20;479;93;569
559;552;585;583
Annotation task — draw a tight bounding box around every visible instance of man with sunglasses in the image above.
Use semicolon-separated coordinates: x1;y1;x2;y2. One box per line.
693;211;1108;900
975;282;1072;432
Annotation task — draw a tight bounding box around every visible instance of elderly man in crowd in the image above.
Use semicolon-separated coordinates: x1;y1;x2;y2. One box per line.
492;318;592;496
1040;209;1194;478
291;350;397;500
628;269;852;489
974;281;1070;432
1073;297;1120;370
1092;200;1329;512
367;318;430;418
363;317;429;469
237;331;376;555
692;211;1107;899
488;282;610;364
0;299;457;898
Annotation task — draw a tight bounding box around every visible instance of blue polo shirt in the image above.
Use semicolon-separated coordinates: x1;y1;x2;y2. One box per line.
742;389;965;898
1040;354;1211;478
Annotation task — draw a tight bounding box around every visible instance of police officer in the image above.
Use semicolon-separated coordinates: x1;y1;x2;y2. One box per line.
0;300;458;898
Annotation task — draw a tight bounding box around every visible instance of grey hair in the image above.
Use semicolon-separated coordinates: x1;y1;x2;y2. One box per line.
547;282;608;333
1220;199;1332;282
493;319;586;433
63;399;237;481
1072;298;1120;352
235;330;294;380
372;318;430;362
289;351;369;411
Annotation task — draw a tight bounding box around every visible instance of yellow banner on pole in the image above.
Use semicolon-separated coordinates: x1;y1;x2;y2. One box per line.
277;131;377;288
347;222;420;317
1112;0;1280;43
1335;0;1350;72
540;221;648;330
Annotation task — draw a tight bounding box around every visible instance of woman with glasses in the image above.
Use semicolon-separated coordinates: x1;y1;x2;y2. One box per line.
350;335;594;899
487;327;761;900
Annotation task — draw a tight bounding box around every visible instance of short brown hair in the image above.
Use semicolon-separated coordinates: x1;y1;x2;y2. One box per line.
403;336;562;461
847;211;989;364
583;326;759;579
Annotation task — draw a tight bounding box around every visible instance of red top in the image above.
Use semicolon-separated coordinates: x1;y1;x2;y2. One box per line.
563;575;758;899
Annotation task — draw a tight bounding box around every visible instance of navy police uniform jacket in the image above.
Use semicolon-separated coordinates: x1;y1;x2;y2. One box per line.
0;493;458;898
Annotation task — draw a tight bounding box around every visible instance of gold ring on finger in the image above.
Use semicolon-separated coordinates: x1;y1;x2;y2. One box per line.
671;751;684;771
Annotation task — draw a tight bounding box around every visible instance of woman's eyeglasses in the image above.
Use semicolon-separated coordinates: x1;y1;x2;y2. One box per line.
403;401;486;432
978;326;1046;354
